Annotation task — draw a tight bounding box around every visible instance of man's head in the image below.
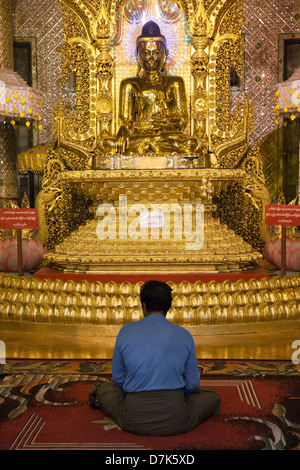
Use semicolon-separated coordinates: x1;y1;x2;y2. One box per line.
140;280;172;316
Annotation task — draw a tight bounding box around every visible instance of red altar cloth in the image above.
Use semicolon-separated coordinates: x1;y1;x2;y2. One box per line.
33;267;270;284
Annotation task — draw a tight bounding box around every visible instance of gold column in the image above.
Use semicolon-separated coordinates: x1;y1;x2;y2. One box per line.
0;0;18;202
190;2;210;155
191;34;209;143
95;37;113;137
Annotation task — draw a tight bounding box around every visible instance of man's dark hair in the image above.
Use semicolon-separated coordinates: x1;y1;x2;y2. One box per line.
140;280;172;314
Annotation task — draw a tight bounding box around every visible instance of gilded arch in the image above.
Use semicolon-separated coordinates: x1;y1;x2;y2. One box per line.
54;0;250;167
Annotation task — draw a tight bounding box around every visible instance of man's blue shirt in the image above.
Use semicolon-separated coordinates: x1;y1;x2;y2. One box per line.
111;314;200;394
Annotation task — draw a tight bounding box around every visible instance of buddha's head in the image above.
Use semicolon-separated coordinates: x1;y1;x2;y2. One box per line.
136;21;167;73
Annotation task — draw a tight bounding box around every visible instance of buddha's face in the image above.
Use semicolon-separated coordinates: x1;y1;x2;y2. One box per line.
137;40;166;72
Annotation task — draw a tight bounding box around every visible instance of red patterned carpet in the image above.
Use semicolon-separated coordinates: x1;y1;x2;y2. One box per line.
0;360;299;451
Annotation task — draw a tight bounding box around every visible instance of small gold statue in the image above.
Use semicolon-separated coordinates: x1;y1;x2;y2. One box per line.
97;21;208;165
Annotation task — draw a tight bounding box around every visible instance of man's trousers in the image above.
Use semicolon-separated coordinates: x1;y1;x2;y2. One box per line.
92;382;221;436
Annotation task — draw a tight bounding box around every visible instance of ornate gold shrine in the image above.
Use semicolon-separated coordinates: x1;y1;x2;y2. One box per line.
36;0;269;271
1;0;299;332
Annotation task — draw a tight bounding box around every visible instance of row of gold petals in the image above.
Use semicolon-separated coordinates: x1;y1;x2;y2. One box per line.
0;273;299;325
0;273;300;293
1;286;298;307
0;300;298;325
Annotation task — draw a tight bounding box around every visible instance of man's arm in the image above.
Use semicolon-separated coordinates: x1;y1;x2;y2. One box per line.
111;339;126;390
183;340;200;394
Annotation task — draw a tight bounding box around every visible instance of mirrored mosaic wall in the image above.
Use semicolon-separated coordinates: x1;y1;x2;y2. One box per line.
11;0;64;145
242;0;300;145
11;0;300;148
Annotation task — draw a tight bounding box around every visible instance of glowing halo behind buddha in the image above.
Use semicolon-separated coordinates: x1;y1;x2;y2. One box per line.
115;0;191;76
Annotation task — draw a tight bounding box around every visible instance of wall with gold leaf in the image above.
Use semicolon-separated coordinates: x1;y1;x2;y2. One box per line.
11;0;300;151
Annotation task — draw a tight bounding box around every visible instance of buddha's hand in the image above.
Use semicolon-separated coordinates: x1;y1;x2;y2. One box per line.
116;125;130;154
167;116;186;130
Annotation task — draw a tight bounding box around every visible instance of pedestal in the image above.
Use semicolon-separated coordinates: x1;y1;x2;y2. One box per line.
43;167;263;273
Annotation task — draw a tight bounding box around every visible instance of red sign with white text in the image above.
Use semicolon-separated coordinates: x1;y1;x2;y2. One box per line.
265;205;300;226
0;208;38;229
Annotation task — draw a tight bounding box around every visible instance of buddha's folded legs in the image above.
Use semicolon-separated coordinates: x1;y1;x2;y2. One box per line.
99;132;206;157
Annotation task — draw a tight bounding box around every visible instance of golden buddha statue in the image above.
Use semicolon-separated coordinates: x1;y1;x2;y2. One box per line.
96;21;208;166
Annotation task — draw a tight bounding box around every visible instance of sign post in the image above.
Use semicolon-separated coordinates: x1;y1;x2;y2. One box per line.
265;205;300;277
0;208;38;276
281;225;286;277
16;229;23;276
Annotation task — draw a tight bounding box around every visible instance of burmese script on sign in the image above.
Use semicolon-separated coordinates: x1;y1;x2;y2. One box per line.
0;209;38;229
265;205;300;226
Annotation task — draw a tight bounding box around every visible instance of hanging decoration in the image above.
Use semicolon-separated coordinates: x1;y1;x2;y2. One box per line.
0;69;43;129
273;68;300;124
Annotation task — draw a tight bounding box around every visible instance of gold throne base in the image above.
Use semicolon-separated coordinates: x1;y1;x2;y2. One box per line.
1;165;298;333
43;166;262;273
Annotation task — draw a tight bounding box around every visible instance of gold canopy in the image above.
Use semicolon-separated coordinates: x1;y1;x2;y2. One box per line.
17;143;49;173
